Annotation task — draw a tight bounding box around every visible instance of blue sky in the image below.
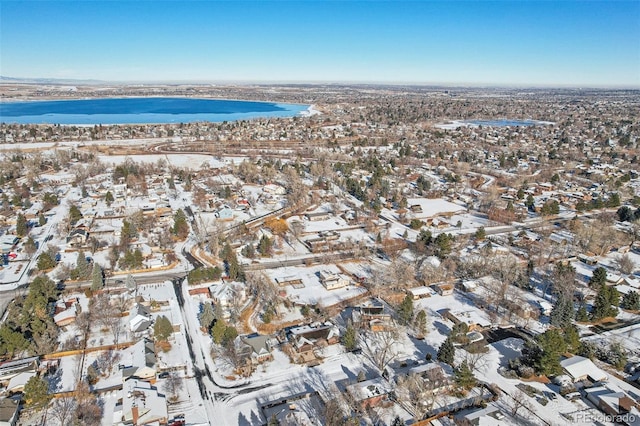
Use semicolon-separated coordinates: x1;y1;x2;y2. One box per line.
1;1;639;87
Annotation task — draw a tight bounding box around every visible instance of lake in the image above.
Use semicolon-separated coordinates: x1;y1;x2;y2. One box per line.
0;97;309;125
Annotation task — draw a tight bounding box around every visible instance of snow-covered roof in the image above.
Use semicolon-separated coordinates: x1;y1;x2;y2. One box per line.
114;379;167;425
6;371;35;393
560;356;607;382
408;286;435;297
346;377;392;401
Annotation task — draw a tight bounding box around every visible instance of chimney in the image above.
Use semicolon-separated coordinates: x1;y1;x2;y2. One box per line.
132;405;139;425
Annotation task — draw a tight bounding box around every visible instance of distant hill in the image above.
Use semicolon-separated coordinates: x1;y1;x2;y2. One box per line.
0;75;105;85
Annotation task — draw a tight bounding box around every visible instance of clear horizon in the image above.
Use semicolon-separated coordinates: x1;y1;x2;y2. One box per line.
2;1;639;88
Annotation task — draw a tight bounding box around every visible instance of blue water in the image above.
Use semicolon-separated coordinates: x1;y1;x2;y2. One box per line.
0;97;309;124
463;119;547;127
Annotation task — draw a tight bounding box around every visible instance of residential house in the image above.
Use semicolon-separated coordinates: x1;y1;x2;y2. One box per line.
5;371;35;394
209;282;246;311
440;309;491;332
318;270;349;290
0;357;39;382
263;183;286;195
66;228;89;248
560;356;608;383
122;339;157;381
214;206;234;220
129;304;153;333
584;386;640;424
286;323;340;364
0;398;19;426
403;362;453;395
351;301;392;331
455;405;505;426
408;286;434;300
345;377;393;410
112;379;168;426
433;282;454;296
234;334;275;372
53;298;79;327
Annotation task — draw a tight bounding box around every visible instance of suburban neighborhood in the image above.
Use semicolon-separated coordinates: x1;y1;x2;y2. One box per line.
0;83;639;426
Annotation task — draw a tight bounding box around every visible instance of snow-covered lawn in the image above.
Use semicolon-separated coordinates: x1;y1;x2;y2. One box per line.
265;265;367;307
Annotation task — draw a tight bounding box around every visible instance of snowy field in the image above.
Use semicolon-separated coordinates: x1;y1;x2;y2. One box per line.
97;154;230;170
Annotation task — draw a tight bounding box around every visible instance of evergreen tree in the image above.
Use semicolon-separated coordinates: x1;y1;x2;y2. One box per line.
222;326;238;346
522;329;566;376
617;206;634;222
540;200;560;216
257;234;273;257
37;252;57;270
199;302;215;331
172;209;189;239
120;220;137;248
437;337;455;366
474;226;486;240
222;243;243;281
589;267;607;288
267;414;279;426
38;213;46;226
576;303;589;322
550;295;574;329
91;262;103;291
133;249;144;268
24;237;38;257
211;318;226;345
607;192;621;208
591;285;620;320
342;323;358;352
105;191;114;206
415;229;432;253
75;252;90;279
397;294;414;325
434;233;454;260
0;324;30;358
621;291;640;310
525;194;535;210
454;360;477;391
16;213;28;237
23;376;51;409
415;310;428;338
153;315;173;342
563;325;581;354
68;204;82;225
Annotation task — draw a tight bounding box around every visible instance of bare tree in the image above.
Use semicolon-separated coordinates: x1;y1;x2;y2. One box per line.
246;270;280;316
50;396;77;426
290;220;305;240
358;323;401;373
464;350;490;374
162;372;184;403
615;253;637;275
508;389;533;418
96;350;120;377
395;367;448;420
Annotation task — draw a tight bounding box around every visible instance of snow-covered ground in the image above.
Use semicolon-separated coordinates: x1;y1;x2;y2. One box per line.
265;264;367;307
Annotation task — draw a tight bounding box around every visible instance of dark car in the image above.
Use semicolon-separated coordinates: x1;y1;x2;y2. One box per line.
158;372;170;379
